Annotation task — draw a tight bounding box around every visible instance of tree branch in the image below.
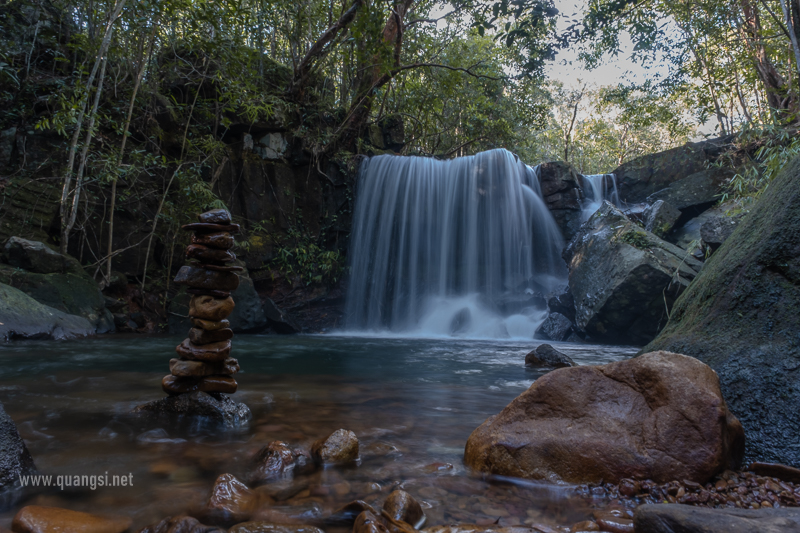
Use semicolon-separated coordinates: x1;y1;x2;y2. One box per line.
391;62;504;80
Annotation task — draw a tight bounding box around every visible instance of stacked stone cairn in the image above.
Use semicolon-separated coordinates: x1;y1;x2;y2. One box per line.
163;209;242;396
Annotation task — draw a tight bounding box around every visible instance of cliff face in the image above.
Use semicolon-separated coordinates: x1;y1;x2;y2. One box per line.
645;155;800;465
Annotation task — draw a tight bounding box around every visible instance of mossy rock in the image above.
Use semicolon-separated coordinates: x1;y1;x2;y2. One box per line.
646;154;800;464
0;283;93;340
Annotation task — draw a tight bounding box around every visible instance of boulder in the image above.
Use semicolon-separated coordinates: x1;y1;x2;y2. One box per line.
200;474;263;527
263;298;300;334
545;287;575;323
633;504;800;533
646;169;728;213
534;312;573;342
699;207;743;251
0;402;36;493
11;506;131;533
382;490;424;527
2;237;83;275
524;344;575;368
227;275;267;333
643;200;681;237
134;391;251;430
537;162;584;242
249;441;312;485
611;136;735;204
0;266;113;333
645;155;800;465
311;429;359;464
464;351;745;484
0;283;94;340
563;202;703;345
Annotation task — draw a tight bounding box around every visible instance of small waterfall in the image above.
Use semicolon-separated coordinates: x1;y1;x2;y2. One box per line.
344;149;566;338
581;173;619;220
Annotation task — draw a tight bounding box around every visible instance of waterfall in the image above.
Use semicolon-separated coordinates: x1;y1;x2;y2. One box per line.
581;173;620;220
344;149;566;338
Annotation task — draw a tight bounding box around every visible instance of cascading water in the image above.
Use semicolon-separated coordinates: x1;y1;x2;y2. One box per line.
344;149;566;338
581;173;620;220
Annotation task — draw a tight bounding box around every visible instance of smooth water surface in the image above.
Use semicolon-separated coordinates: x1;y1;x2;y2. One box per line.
0;335;638;529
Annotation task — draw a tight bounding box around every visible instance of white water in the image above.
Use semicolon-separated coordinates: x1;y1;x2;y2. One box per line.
344;149;566;339
581;173;620;220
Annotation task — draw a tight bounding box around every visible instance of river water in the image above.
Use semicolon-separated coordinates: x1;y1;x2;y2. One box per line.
0;335;638;529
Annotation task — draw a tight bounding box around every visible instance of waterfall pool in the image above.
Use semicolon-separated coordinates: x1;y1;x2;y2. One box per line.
0;335;638;529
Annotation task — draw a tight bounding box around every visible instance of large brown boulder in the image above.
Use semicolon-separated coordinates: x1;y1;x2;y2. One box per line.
464;351;744;484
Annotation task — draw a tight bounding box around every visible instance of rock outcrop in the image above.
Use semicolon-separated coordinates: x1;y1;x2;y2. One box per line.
0;283;94;340
537;162;584;242
533;312;574;342
643;200;681;237
465;351;745;484
645;154;800;465
564;201;702;345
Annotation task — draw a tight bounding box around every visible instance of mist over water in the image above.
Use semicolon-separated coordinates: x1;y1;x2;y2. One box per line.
345;149;566;339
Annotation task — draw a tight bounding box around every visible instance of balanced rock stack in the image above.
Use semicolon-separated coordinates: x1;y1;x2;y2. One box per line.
163;209;243;396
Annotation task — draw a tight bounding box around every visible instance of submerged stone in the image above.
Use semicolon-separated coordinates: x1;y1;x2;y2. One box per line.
201;474;263;526
134;391;250;429
311;429;359;464
383;490;425;528
229;524;325;533
138;514;225;533
11;506;131;533
633;503;800;533
162;374;237;395
249;441;312;486
524;344;575;368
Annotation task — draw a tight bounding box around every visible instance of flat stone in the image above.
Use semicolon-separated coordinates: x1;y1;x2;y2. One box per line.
633;503;800;532
311;429;359;464
198;209;232;225
176;338;232;362
189;295;235;322
183;223;241;234
174;266;240;291
749;462;800;483
188;288;231;298
192;232;235;250
162;375;238;395
192;318;231;331
134;391;250;429
169;358;239;377
12;506;131;533
186;244;236;263
191;263;244;272
189;327;234;344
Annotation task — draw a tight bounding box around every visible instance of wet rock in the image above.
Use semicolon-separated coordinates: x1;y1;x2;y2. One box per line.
189;295;235;322
188;327;234;345
169;358;239;377
174;266;240;291
524;344;575;368
198;209;232;225
11;506;131;533
546;287;575;323
465;351;745;484
138;515;224;533
644;155;800;465
0;283;94;340
263;298;300;334
643;200;681;237
192;318;231;331
327;501;379;526
538;162;584;242
311;429;359;464
200;473;263;527
534;312;574;342
592;511;633;533
570;521;599;532
353;511;389;533
749;462;800;483
192;232;235;250
186;244;236;264
176;339;232;362
618;478;640;497
633;503;800;532
2;237;82;275
134;391;251;429
0;402;36;492
383;490;424;527
250;441;312;485
162;375;238;395
229;524;325;533
563;202;702;345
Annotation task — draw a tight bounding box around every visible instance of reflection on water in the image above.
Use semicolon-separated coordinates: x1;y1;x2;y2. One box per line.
0;335;638;529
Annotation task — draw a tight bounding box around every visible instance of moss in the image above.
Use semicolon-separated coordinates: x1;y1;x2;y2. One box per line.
618;229;653;250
